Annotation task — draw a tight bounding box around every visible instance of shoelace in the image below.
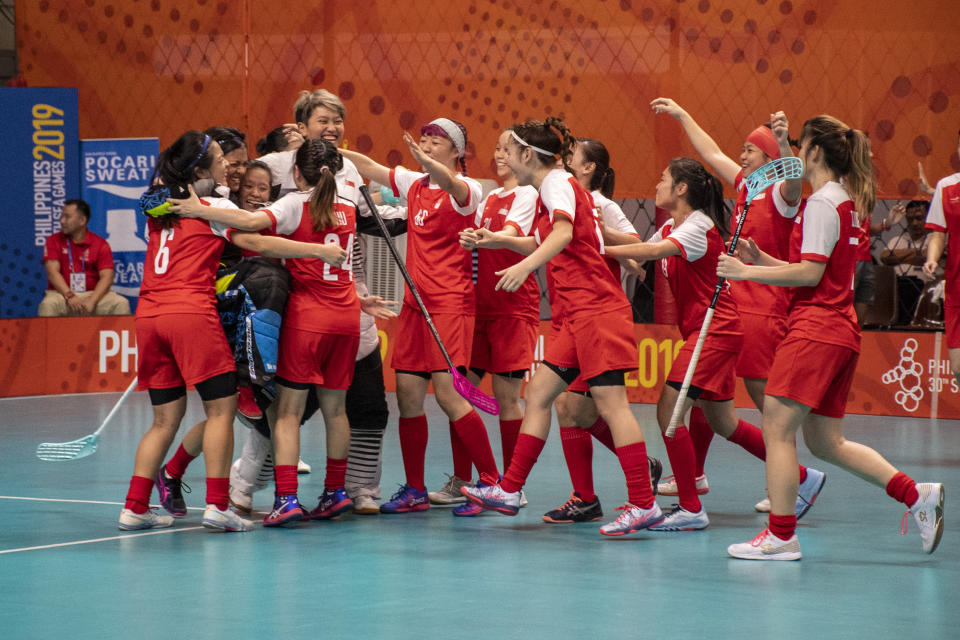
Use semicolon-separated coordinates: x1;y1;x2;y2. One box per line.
900;510;911;535
750;528;771;547
389;484;412;501
560;494;583;510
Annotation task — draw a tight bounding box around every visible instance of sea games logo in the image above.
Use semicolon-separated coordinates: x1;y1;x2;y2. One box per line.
881;338;924;412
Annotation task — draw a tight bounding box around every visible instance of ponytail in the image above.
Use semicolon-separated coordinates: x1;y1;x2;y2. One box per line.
801;115;877;221
668;157;730;238
294;138;344;231
144;129;215;229
577;138;616;198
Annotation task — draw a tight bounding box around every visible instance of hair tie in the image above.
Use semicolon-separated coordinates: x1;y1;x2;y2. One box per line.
845;128;855;139
186;134;211;171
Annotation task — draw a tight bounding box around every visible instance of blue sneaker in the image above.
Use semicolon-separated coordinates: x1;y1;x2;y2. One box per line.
263;494;304;527
380;484;430;514
795;467;826;519
155;465;190;517
309;488;354;520
452;501;485;517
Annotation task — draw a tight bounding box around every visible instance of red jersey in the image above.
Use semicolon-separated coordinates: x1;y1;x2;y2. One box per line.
786;181;860;351
43;230;114;292
534;169;629;321
731;170;800;317
390;167;481;314
651;211;742;344
474;185;539;321
592;190;640;282
925;172;960;302
137;197;232;318
260;190;360;336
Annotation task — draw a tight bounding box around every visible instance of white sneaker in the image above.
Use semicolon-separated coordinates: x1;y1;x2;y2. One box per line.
795;467;826;519
352;494;380;515
657;473;709;497
906;482;944;554
118;508;174;531
202;504;255;532
428;474;470;505
754;497;771;512
297;458;312;474
727;528;802;561
599;502;664;536
649;504;710;531
462;483;521;515
519;489;528;508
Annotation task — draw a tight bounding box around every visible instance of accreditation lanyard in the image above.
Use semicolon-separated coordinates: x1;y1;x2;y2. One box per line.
66;239;87;292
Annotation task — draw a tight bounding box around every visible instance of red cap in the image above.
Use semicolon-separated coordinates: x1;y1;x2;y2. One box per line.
746;126;780;160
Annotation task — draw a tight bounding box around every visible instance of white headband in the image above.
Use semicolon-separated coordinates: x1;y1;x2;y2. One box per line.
510;130;557;157
426;118;466;156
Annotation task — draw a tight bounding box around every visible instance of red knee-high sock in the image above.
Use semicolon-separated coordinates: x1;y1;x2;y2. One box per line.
500;434;546;493
768;513;797;540
885;471;920;507
206;477;229;511
662;426;702;512
586;416;616;452
617;441;655;509
124;475;154;514
324;457;347;490
398;415;429;491
499;418;523;467
452;410;500;486
726;419;767;460
560;426;596;501
799;465;808;483
448;422;473;482
688;407;714;477
274;465;298;496
164;444;197;480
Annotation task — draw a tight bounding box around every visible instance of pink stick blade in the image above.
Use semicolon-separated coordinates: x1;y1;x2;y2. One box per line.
451;368;500;415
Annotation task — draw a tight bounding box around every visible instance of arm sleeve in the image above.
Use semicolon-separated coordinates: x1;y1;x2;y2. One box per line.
772;181;801;219
260;194;301;236
668;214;710;262
540;173;577;225
450;177;483;216
503;187;538;235
42;235;58;262
799;196;840;262
95;238;114;270
925;179;947;232
389;167;423;199
599;198;639;235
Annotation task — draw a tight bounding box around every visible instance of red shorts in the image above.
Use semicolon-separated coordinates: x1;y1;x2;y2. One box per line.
391;306;475;372
945;304;960;349
470;315;538;374
735;312;787;380
764;335;859;418
136;313;235;390
277;327;359;390
545;308;637;382
667;337;741;401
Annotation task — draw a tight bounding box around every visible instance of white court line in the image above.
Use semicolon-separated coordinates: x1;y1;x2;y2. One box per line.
0;495;204;511
0;527;205;555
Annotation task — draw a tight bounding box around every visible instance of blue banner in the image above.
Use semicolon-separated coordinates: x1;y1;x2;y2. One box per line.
81;139;158;312
0;88;79;318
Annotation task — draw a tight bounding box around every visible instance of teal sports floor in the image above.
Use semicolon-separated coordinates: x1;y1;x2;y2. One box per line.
1;390;957;640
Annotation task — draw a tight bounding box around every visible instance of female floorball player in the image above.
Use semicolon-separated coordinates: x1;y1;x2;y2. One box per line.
924;129;960;390
605;159;823;531
122;131;337;532
650;101;807;509
342;118;503;514
445;128;540;516
462;118;662;536
171;138;395;526
539;137;659;524
718;115;945;560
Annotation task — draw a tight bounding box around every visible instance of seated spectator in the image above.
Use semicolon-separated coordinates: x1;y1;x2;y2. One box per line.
38;199;130;317
880;200;940;324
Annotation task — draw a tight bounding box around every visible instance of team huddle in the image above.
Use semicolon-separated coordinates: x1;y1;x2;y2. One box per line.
116;88;947;561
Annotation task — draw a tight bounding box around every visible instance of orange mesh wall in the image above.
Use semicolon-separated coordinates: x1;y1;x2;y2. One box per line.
17;0;960;198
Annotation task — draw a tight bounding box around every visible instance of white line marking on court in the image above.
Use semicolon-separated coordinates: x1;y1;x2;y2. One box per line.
0;495;204;511
0;527;205;555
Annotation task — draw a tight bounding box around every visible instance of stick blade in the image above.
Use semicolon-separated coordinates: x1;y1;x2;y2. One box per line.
745;156;803;199
452;368;500;415
36;434;99;461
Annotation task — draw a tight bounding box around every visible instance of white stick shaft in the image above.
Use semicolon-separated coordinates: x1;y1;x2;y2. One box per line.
93;377;138;437
665;308;715;438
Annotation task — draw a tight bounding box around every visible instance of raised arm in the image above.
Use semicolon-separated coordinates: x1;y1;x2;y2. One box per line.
340;149;392;188
650;97;740;185
771;111;802;205
401;133;471;205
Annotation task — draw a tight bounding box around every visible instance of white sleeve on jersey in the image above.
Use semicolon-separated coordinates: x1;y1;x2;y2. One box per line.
540;171;577;223
475;191;495;227
772;180;801;219
503;185;538;235
799;195;841;260
261;192;305;236
648;223;666;244
389;167;424;200
669;212;711;262
926;177;949;231
257;150;297;195
201;196;237;238
450;176;483;217
594;193;638;235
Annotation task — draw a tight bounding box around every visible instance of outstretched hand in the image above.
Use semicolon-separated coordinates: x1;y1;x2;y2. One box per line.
495;262;533;292
403;132;431;167
650;97;686;120
166;184;204;217
360;295;398;319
